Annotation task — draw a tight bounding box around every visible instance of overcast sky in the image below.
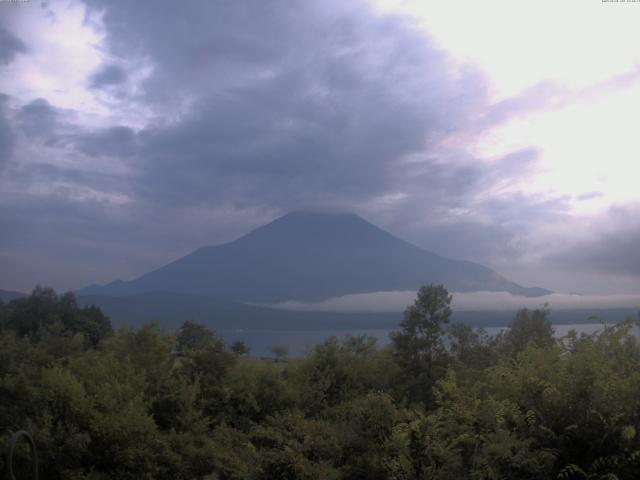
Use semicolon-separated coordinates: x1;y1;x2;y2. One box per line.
0;0;639;297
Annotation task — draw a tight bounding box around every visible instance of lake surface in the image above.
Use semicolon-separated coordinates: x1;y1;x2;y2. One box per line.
221;322;634;358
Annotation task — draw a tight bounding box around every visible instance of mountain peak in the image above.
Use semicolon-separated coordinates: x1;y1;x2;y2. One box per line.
281;209;358;217
273;210;365;224
237;210;400;250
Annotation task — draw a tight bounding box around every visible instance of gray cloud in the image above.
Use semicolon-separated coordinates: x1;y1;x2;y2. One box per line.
480;193;571;227
75;126;137;157
14;98;137;158
0;94;14;169
78;0;489;213
16;98;64;141
70;2;486;215
380;180;572;265
576;191;604;202
405;148;540;206
546;204;640;278
0;25;27;65
88;64;128;89
481;81;567;126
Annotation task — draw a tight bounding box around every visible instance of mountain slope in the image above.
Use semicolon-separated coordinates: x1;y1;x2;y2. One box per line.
78;211;550;302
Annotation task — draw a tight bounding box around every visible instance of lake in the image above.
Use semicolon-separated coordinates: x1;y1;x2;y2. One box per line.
221;322;636;358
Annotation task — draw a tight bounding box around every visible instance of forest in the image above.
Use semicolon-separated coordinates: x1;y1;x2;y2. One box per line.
1;285;640;479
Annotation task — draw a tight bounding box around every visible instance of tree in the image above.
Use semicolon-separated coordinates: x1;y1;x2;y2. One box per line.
249;412;341;480
3;285;60;339
390;284;452;404
447;323;477;363
0;287;111;347
338;392;408;479
505;306;554;353
231;340;250;356
271;345;289;364
176;320;217;352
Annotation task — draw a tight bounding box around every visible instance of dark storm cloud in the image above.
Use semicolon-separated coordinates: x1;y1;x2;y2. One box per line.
85;1;456;108
547;204;640;278
0;24;27;65
135;75;433;209
88;64;128;89
79;0;487;212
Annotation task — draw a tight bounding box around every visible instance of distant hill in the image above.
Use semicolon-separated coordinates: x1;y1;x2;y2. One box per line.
78;211;551;303
0;289;27;302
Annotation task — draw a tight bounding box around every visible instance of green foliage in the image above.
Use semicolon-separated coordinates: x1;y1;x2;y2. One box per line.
230;340;250;356
0;286;112;348
504;305;555;354
390;284;452;404
293;335;396;415
177;320;217;352
447;323;499;369
2;286;640;479
334;392;409;479
249;412;341;480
